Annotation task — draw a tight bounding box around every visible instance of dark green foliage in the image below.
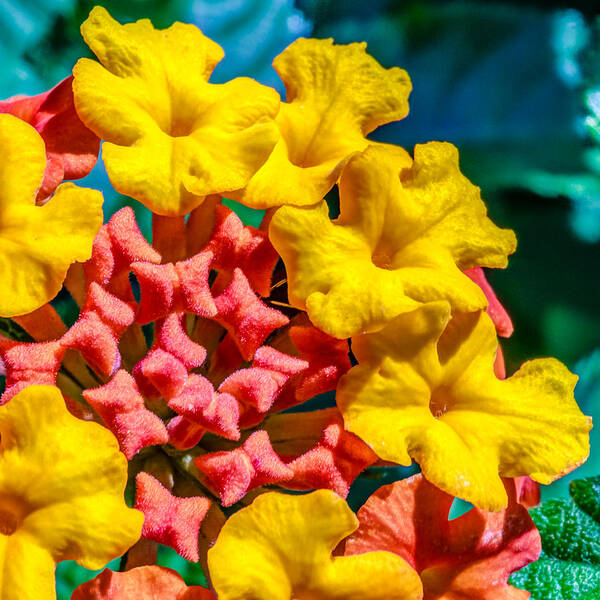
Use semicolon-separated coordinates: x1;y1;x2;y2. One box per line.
571;475;600;521
531;499;600;564
512;557;600;600
511;475;600;599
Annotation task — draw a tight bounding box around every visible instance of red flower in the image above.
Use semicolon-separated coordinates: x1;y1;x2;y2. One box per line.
345;474;541;599
0;77;100;200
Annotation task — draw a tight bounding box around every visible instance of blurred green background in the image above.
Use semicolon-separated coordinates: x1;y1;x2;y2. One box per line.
1;0;600;595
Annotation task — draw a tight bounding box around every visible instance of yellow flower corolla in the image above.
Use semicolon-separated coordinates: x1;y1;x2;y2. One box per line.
231;37;412;209
208;490;422;600
0;114;102;317
72;6;280;216
337;302;592;511
269;143;516;338
0;385;143;599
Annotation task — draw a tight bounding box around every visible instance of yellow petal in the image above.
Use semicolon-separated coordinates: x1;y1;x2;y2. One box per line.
271;199;421;338
208;490;422;600
73;6;279;215
270;144;515;338
0;535;55;600
0;115;103;317
395;143;517;269
23;495;141;570
338;305;591;510
233;38;412;208
0;385;143;597
0;115;45;209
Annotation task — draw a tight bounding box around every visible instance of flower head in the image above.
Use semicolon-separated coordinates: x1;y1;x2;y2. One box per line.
0;114;102;317
73;6;280;216
337;303;591;510
0;10;592;594
269;143;516;338
0;204;362;561
208;490;423;600
0;385;142;599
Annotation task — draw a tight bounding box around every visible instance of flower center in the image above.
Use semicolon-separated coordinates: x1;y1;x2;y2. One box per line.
157;104;198;138
371;249;394;270
169;119;195;138
0;496;29;536
429;386;454;419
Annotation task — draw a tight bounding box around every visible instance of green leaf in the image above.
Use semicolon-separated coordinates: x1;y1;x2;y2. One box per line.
511;556;600;600
530;499;600;565
570;475;600;522
511;475;600;599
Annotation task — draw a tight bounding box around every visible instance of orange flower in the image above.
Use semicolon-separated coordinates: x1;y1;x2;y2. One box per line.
345;474;541;600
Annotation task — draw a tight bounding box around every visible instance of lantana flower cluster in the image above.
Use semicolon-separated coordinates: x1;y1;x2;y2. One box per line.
0;6;592;599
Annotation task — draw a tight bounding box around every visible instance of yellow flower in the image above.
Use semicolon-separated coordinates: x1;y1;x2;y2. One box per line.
208;490;422;600
337;302;592;511
0;114;102;318
231;37;412;209
73;6;280;216
269;143;516;338
0;385;143;599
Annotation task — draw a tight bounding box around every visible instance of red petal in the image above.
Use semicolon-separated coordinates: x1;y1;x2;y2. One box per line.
155;313;207;368
214;268;289;360
167;416;205;450
131;262;179;324
62;312;121;377
84;226;115;286
135;348;188;400
176;251;216;316
135;472;210;562
133;253;216;324
219;347;306;413
514;476;541;508
71;565;215;599
85;282;137;331
85;208;160;300
286;420;377;497
1;76;100;200
83;370;168;459
494;346;506;380
288;325;351;403
0;341;65;403
206;205;279;296
194;430;292;506
168;375;240;440
465;267;513;338
62;283;136;377
108;207;162;267
219;367;283;413
253;345;308;376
